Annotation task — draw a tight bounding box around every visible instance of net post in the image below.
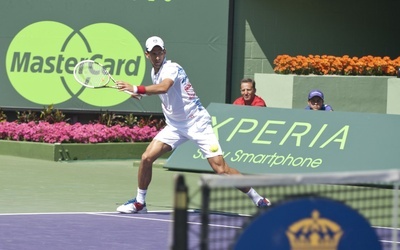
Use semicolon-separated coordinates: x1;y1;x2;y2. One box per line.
200;183;210;250
171;174;188;250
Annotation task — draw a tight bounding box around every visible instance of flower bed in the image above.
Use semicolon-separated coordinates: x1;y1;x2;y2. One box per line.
0;121;160;144
0;107;168;160
273;55;400;76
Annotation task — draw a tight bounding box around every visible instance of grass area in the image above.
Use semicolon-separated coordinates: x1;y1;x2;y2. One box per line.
0;155;203;213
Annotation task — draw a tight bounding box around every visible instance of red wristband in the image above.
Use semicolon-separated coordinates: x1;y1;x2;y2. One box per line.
137;85;146;94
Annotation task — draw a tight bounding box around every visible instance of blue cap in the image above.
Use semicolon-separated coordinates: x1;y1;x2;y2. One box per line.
308;89;324;100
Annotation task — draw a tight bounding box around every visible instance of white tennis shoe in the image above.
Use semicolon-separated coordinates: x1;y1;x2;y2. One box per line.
117;198;148;214
257;198;271;207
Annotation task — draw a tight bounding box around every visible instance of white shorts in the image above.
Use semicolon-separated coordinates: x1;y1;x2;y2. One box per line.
154;110;223;158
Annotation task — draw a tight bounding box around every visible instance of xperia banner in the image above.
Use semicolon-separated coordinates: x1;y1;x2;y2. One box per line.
165;103;400;174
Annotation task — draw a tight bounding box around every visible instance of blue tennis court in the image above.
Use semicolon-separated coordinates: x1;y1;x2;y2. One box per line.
0;211;398;250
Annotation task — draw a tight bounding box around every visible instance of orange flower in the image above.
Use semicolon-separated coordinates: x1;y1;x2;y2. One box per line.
273;55;400;76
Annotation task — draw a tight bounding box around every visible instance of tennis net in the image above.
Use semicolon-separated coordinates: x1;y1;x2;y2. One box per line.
171;169;400;250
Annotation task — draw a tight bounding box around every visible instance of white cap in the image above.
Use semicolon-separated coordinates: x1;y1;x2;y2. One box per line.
145;36;165;52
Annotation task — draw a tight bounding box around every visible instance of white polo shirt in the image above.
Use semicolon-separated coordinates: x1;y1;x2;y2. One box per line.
151;60;206;127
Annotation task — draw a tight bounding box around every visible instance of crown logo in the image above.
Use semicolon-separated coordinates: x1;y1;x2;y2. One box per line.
286;210;343;250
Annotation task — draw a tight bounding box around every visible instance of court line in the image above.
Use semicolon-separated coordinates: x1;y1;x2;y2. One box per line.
89;211;242;229
1;211;397;239
0;210;171;216
0;211;243;229
381;240;400;244
88;212;175;223
0;212;110;216
374;225;400;230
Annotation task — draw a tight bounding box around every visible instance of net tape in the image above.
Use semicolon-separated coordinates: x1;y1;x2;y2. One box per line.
200;169;400;188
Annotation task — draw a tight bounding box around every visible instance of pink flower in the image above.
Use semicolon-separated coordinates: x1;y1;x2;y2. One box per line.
0;121;161;144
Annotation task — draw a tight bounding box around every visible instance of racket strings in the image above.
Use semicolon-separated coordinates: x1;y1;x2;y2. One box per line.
75;62;110;88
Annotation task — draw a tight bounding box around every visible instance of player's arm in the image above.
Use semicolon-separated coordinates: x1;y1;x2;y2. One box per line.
116;78;173;96
140;78;173;95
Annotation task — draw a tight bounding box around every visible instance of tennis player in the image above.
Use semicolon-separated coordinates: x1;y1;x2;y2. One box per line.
115;36;271;213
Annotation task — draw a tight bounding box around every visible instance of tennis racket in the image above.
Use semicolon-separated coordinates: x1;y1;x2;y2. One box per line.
73;60;142;99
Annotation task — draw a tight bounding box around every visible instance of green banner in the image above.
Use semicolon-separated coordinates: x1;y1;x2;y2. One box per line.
165;103;400;174
0;0;229;113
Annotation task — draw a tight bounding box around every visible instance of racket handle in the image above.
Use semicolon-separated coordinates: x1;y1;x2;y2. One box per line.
123;90;142;100
123;90;134;95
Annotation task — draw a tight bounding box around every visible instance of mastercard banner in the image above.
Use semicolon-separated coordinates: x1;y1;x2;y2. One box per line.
0;0;230;113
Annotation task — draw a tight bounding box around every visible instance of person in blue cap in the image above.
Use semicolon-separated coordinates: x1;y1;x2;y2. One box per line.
305;89;333;111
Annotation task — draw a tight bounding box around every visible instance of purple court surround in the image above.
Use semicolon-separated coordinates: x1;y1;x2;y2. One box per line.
0;212;174;250
0;211;398;250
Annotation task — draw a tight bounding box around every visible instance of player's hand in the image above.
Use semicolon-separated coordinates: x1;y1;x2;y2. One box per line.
116;81;132;92
116;81;144;100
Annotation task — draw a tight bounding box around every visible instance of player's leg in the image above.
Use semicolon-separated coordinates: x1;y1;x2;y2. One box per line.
138;139;173;190
190;116;271;207
207;156;271;207
117;125;186;213
117;139;171;214
207;155;248;192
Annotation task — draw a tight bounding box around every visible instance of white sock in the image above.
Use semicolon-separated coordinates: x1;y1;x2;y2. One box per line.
136;188;147;204
246;188;263;205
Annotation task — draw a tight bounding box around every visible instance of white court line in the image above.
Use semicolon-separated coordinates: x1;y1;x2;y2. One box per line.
0;210;242;229
88;211;241;229
372;226;400;245
88;212;175;223
0;212;108;216
381;240;400;244
0;210;172;216
374;225;400;230
1;212;397;235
